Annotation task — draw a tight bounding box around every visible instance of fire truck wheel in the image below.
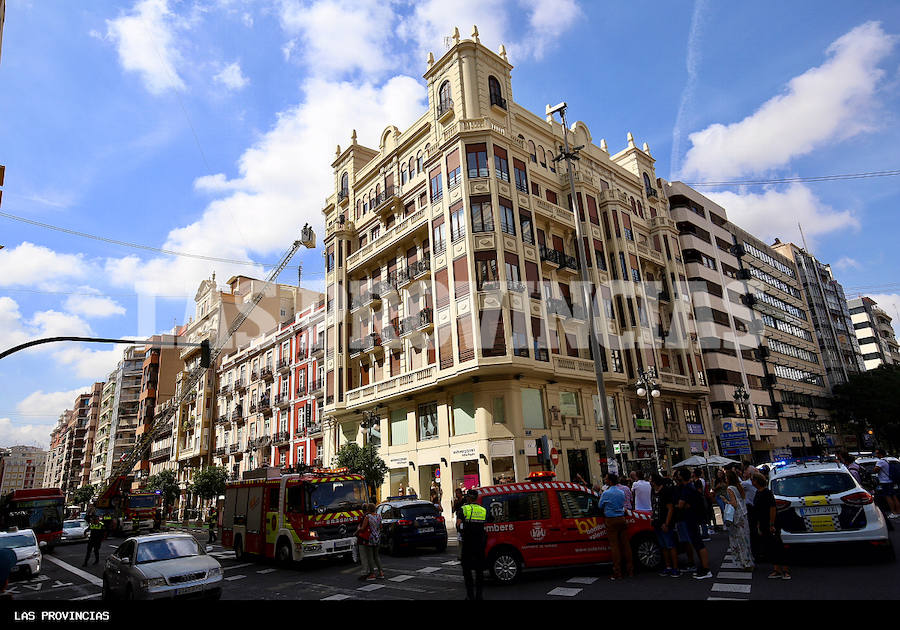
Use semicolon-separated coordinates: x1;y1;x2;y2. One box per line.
234;536;244;560
276;540;293;566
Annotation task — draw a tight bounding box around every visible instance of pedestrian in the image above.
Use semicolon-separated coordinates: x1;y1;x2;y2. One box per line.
650;473;679;577
613;474;633;511
207;507;217;543
741;464;760;558
692;468;712;540
874;449;900;518
839;451;862;486
83;514;106;567
356;503;384;581
598;473;633;580
713;469;728;525
674;467;713;579
430;480;442;506
751;473;789;579
632;470;652;512
406;484;416;497
397;486;405;497
724;469;754;571
456;489;487;600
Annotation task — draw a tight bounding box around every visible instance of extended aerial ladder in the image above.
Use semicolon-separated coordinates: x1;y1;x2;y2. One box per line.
92;224;317;500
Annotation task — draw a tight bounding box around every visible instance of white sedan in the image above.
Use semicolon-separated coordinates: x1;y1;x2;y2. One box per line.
60;520;89;543
0;528;43;578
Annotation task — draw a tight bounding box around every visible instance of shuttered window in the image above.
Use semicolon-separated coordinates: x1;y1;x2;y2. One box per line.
480;309;505;357
438;324;453;370
457;314;474;362
453;255;470;298
435;267;450;308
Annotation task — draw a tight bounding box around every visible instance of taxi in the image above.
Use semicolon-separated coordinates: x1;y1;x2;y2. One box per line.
474;472;659;584
769;461;893;560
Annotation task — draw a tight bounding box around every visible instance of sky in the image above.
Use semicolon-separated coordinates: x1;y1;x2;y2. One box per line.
1;0;900;448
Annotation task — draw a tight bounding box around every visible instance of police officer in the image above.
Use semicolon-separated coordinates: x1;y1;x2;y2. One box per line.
456;489;487;600
207;507;218;543
83;515;106;567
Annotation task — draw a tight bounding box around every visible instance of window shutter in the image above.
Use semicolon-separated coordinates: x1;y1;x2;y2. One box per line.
453;255;470;297
435;268;450;308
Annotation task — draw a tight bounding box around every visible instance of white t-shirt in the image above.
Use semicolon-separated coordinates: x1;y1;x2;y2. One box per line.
876;459;892;484
632;479;652;511
741;479;756;506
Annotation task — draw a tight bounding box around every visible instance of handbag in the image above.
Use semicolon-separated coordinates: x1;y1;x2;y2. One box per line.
723;503;735;526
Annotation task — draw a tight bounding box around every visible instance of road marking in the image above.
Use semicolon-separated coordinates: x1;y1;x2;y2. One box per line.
707;596;748;600
417;567;441;573
711;583;752;594
108;545;118;549
257;568;277;574
42;554;103;587
223;563;254;571
225;574;246;581
442;560;461;566
358;584;385;592
566;577;598;585
547;587;582;597
719;563;742;570
322;594;351;601
389;575;415;582
73;593;101;600
716;571;753;580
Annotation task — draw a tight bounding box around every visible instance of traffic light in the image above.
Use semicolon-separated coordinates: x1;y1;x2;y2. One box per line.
537;435;551;464
200;340;211;368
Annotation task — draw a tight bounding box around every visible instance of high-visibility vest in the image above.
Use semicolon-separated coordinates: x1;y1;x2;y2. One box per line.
89;523;104;531
461;503;486;522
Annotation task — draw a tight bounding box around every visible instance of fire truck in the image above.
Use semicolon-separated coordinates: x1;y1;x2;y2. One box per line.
91;476;162;536
222;467;369;565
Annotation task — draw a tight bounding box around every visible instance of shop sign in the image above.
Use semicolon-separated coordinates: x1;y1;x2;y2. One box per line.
690;441;704;454
686;423;704;435
524;439;537;457
450;445;479;462
635;418;652;430
758;420;779;431
388;456;408;468
489;440;514;458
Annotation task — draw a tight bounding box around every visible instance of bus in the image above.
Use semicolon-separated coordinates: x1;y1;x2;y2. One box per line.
0;488;65;549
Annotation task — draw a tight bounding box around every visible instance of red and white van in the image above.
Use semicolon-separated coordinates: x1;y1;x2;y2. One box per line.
474;480;660;584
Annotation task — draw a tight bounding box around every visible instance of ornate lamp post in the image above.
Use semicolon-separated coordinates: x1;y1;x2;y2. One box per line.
732;385;750;424
636;367;662;472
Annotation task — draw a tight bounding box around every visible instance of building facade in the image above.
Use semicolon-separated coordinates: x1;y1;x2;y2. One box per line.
104;347;145;480
848;296;900;370
322;31;712;513
0;446;47;495
90;373;117;485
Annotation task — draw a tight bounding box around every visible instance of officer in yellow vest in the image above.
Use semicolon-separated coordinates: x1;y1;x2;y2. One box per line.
83;515;106;567
456;489;488;600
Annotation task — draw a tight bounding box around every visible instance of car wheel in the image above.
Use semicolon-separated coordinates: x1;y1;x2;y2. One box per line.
234;537;244;561
276;540;292;566
632;534;662;571
489;548;522;585
102;577;114;601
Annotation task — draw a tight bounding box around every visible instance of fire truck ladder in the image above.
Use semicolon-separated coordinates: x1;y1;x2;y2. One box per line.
94;224;317;499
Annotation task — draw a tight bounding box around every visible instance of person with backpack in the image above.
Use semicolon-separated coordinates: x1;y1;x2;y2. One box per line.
874;449;900;519
674;467;712;579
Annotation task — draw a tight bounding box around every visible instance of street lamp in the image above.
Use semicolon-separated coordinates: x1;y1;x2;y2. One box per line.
732;385;750;423
635;367;662;472
808;409;820;453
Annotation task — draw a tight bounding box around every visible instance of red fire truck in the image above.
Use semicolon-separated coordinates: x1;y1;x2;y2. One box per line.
222;467;369;565
92;476;162;535
0;488;65;549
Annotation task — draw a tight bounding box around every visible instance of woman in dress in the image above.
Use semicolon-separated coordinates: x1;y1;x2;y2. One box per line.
357;503;384;581
725;468;755;571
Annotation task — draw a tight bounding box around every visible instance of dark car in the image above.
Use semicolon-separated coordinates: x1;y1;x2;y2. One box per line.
375;498;448;555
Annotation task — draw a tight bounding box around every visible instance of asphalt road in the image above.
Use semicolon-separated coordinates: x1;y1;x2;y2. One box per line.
7;524;900;601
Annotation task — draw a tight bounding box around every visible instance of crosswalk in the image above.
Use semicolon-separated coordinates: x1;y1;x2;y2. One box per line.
706;552;754;601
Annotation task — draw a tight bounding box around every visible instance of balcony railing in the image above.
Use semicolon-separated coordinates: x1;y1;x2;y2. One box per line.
229;443;241;454
260;366;274;381
437;98;454;119
401;308;434;336
311;344;324;356
392;258;431;288
215;446;226;457
274;393;291;407
539;246;578;271
216;414;229;425
219;383;231;395
310;379;324;392
149;446;171;461
277;358;291;372
372;186;398;215
258;398;272;415
230;407;243;422
273;431;290;445
382;323;402;347
363;332;382;354
547;298;586;320
234;379;246;392
307;423;323;436
337;188;349;203
351;289;382;311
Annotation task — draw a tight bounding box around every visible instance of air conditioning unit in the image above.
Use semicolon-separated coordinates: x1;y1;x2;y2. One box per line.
764;374;777;388
737;268;752;280
730;244;746;258
741;294;757;307
755;346;770;359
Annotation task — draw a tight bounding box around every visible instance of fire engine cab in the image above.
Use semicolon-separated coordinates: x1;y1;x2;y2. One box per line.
222;467;369;565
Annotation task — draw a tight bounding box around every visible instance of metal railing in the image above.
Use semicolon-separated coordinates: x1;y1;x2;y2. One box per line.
401;308;434;335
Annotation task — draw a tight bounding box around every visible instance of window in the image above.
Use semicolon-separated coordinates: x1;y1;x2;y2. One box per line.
458;313;475;362
409;156;416;178
521;388;544;429
429;167;442;202
400;164;408;186
470;196;493;233
499;198;516;235
438;80;452;113
446;149;461;190
453;255;470;297
450;201;466;242
484;491;550;523
418;402;439;440
520;209;534;244
558;490;602;519
481;308;505;357
475;252;499;290
452;393;475;435
416;151;423;174
488;76;505;109
466;143;488;178
439;324;453;370
389;408;407;446
538;146;547;168
528;140;537;163
494;146;510;182
514;158;528;192
546;189;558;205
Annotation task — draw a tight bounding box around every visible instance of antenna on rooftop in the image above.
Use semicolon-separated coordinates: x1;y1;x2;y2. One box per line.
443;36;452;50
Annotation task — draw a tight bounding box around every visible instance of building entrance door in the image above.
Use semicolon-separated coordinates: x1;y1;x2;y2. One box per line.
566;449;590;486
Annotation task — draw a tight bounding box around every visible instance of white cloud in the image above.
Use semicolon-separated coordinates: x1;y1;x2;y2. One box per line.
681;21;897;180
106;0;186;95
0;297;31;351
0;418;55;450
706;183;859;246
30;310;94;339
54;346;124;379
64;289;127;319
17;387;94;419
0;242;92;288
518;0;582;60
214;61;249;90
834;256;862;271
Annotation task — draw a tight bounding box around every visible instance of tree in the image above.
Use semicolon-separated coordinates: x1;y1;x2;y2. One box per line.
146;469;179;518
334;443;388;498
72;484;95;506
189;466;227;503
832;364;900;450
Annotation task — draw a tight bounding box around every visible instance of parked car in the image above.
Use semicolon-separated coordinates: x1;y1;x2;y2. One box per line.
472;480;660;584
102;533;223;600
769;461;893;560
855;456;900;492
60;520;89;543
0;528;43;578
376;497;448;554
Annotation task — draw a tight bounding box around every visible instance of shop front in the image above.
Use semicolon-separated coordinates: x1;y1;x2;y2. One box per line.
415;447;442;503
387;455;409;497
489;439;516;484
450;444;480;490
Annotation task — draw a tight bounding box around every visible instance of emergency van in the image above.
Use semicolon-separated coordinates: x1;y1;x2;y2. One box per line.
222;467;369;565
475;479;660;584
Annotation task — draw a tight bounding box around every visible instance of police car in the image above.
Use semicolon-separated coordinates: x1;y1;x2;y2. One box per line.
769;461;893;560
375;496;448;555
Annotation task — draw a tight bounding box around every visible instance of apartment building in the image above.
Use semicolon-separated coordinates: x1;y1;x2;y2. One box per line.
78;383;103;489
322;30;711;512
0;446;47;495
44;417;66;489
772;241;864;391
848;296;900;370
104;346;145;480
90;373;117;485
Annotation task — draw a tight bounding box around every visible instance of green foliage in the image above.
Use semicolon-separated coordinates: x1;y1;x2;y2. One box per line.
189;466;227;501
72;484;95;506
334;443;388;492
146;469;180;510
832;364;900;449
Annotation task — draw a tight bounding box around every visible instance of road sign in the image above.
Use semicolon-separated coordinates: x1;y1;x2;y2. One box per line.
434;468;440;479
721;431;749;440
702;440;709;452
550;447;559;466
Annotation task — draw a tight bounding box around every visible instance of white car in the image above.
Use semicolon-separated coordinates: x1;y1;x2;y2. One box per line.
102;533;223;600
770;461;893;560
0;528;43;578
60;520;89;543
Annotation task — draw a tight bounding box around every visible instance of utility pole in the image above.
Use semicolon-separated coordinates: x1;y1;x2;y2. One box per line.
547;102;617;476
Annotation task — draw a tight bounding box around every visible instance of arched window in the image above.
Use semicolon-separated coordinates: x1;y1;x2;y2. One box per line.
630;197;636;212
339;172;348;195
375;184;381;204
637;201;644;219
488;76;505;109
538;146;546;168
356;200;362;220
417;151;423;174
409;156;416;177
643;173;653;194
438;81;452;114
401;164;408;186
528;140;537;163
362;198;368;214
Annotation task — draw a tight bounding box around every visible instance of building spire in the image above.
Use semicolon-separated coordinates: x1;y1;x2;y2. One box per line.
499;44;508;61
452;26;460;45
427;51;434;69
627;132;635;148
600;138;608;153
471;25;480;44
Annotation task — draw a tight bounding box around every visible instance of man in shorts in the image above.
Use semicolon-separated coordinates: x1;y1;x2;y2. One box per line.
674;467;712;579
651;473;679;577
875;449;900;518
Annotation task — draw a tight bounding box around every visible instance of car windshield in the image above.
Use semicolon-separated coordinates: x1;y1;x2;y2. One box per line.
305;480;367;514
0;534;36;549
135;538;201;564
63;521;82;528
771;472;857;497
127;496;158;509
400;505;439;519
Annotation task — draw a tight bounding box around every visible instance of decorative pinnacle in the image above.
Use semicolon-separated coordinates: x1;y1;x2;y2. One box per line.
335;144;341;156
452;27;460;45
472;25;480;43
427;51;435;68
600;139;608;152
499;44;507;60
627;132;635;147
351;129;357;144
642;142;651;155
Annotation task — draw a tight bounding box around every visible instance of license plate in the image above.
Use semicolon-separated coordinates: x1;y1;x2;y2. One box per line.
418;527;434;534
801;505;839;516
175;583;206;596
334;542;350;550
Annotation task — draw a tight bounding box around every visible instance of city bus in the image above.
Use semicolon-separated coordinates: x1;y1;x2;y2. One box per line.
0;488;65;549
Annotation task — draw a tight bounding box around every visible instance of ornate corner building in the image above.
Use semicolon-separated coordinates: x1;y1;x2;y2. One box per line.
321;30;712;511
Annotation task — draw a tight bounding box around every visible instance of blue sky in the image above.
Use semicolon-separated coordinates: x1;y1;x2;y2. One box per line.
1;0;900;447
